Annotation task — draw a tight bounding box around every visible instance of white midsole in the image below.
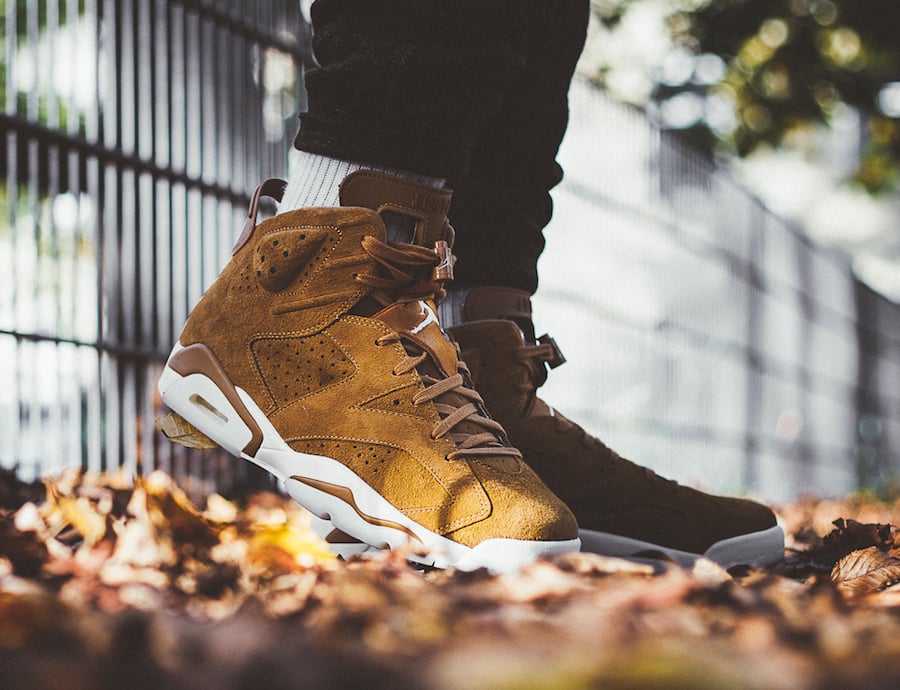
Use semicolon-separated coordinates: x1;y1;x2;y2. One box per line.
158;343;580;572
578;524;785;569
310;519;785;570
307;515;376;560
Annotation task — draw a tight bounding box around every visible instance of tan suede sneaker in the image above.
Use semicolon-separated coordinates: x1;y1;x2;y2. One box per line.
446;287;784;569
156;173;578;572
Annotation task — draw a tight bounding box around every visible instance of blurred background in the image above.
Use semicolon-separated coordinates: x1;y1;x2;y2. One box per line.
1;0;899;502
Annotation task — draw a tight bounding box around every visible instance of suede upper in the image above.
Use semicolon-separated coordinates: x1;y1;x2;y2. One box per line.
176;181;576;548
449;319;778;555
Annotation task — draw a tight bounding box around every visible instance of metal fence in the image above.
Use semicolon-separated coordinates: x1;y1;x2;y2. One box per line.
0;0;306;495
535;79;900;502
2;3;899;503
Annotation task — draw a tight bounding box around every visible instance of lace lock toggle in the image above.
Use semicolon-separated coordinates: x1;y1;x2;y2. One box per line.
432;240;454;282
538;334;566;369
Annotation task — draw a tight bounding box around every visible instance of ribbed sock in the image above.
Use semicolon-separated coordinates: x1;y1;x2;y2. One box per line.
278;152;446;244
279;152;446;211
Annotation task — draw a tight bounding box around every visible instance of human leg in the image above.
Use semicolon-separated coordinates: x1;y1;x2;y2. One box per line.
294;0;531;180
444;0;590;301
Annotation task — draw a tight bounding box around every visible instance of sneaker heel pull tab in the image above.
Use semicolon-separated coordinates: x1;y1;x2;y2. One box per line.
155;412;219;450
538;334;567;369
233;178;288;255
432;240;453;282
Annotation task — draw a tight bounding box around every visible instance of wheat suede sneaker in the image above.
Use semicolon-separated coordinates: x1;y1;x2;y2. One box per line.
156;173;579;572
445;287;784;570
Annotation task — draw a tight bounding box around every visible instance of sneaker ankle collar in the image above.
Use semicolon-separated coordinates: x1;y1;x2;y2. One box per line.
233;178;288;255
339;170;454;249
462;286;535;343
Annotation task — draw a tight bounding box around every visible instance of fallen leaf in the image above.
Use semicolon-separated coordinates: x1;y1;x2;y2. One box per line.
551;550;657;577
0;468;44;512
248;522;335;573
832;546;900;597
141;472;222;547
0;516;48;577
51;494;107;547
204;494;238;524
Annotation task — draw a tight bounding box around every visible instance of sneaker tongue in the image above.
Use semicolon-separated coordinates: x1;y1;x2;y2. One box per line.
375;300;509;452
339;170;453;248
375;300;458;377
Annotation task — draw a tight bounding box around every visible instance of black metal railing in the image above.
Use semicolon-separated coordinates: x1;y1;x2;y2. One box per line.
535;80;900;500
1;0;305;495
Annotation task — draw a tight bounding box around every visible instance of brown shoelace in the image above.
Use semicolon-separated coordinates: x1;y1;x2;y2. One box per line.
516;342;600;451
356;235;521;461
514;340;557;392
515;339;674;485
355;235;448;302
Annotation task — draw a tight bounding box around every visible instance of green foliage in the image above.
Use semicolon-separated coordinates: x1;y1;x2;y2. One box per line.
0;0;87;130
601;1;900;192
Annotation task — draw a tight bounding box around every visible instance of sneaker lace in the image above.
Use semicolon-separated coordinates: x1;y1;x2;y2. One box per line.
514;338;674;485
515;342;598;452
355;235;449;301
355;235;521;461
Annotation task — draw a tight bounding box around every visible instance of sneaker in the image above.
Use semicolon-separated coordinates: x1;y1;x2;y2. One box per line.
156;173;579;572
446;287;784;569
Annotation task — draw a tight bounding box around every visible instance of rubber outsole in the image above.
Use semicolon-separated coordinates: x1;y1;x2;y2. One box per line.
157;343;580;573
578;524;785;569
308;518;784;569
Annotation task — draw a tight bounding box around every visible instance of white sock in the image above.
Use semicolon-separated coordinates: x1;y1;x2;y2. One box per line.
279;151;446;211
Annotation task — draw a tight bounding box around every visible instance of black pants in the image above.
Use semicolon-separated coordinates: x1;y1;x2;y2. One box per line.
295;0;590;294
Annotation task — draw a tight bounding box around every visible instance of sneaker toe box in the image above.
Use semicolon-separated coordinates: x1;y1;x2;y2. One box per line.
450;458;579;545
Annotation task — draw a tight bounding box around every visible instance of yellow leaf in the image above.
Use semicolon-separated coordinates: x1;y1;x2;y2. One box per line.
55;496;106;547
249;522;335;572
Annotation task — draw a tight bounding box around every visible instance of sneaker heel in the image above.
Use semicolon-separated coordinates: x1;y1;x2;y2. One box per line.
158;357;257;458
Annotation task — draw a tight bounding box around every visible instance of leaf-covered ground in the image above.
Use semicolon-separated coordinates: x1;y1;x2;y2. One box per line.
2;469;900;690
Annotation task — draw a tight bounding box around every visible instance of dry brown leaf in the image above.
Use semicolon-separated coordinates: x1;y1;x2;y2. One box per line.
204;494;238;524
6;470;900;690
12;502;44;535
140;471;222;547
0;516;49;578
832;546;900;597
550;550;657;577
692;557;734;586
0;468;44;512
155;412;218;449
819;519;895;561
48;492;107;547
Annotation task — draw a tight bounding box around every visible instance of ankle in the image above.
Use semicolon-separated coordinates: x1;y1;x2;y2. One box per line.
279;153;447;244
279;152;446;211
442;285;536;343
